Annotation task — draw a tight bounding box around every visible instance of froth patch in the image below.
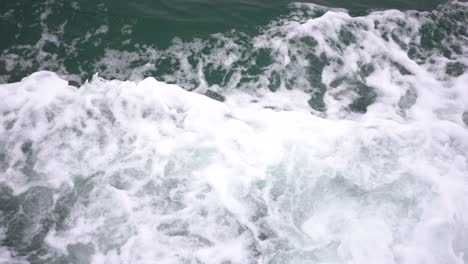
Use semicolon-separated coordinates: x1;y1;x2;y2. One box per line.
1;72;467;263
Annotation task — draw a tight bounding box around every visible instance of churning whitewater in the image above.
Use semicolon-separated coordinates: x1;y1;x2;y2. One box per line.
1;1;468;264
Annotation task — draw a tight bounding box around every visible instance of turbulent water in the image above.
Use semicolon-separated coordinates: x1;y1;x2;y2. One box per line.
1;0;468;263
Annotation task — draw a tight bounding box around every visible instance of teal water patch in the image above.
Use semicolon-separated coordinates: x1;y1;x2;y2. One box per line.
0;0;456;83
0;1;466;117
0;0;467;112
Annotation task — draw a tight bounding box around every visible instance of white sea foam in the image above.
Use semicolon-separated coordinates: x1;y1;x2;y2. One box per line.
1;0;467;262
1;69;467;263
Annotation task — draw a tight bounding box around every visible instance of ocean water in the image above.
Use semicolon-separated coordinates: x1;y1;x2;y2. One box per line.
1;0;468;263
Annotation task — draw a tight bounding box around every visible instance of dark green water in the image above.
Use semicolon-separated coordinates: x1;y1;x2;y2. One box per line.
1;0;465;112
0;0;452;84
1;0;446;45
